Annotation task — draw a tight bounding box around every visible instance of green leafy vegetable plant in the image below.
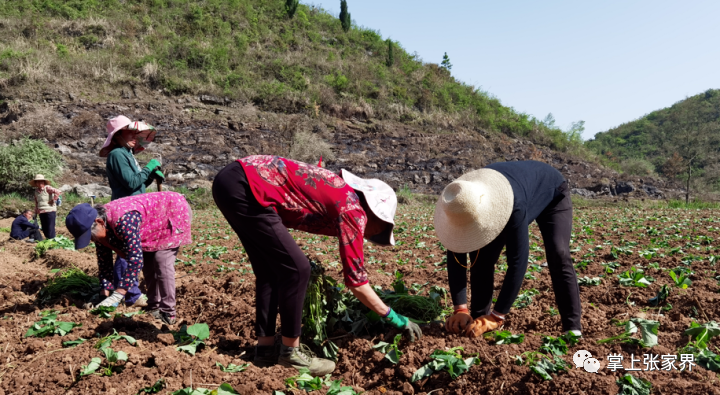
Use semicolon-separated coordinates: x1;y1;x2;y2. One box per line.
62;338;86;348
175;323;210;356
512;289;539;308
25;311;80;338
36;267;100;305
80;347;127;377
410;347;479;382
90;305;116;318
618;267;654;288
95;329;137;349
485;330;525;345
578;276;602;286
616;374;652;395
35;235;75;257
669;271;692;289
137;379;165;394
285;368;331;391
216;362;248;373
514;351;569;381
597;318;659;348
170;383;240;395
539;332;579;356
372;334;403;364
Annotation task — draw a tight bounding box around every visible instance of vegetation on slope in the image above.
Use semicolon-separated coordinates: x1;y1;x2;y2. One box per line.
0;0;586;154
587;89;720;198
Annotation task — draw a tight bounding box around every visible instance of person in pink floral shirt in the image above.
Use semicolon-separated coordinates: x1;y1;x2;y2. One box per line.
66;192;192;325
212;156;421;376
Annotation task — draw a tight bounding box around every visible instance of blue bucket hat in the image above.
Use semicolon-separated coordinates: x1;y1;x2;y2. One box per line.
65;203;98;249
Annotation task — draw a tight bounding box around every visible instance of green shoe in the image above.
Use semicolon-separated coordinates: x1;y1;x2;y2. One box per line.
254;344;279;367
278;344;335;376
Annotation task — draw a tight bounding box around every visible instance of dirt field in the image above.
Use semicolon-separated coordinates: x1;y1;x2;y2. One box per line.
1;205;720;395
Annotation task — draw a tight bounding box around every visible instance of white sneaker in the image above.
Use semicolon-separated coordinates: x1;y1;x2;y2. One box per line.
564;330;582;337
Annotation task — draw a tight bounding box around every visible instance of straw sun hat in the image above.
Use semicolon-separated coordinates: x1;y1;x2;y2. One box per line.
29;174;50;187
433;168;514;253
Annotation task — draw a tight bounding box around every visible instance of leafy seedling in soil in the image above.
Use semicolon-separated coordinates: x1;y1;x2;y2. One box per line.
25;311;81;338
90;305;116;318
35;235;75;257
485;330;525;345
379;271;446;322
95;328;137;349
597;318;659;348
411;347;480;382
137;378;165;394
285;368;332;391
679;321;720;371
514;351;569;381
616;374;652;395
647;284;670;307
171;383;240;395
62;338;86;348
539;332;579;356
512;289;539;308
175;323;210;355
578;276;602;286
216;362;248;372
36;267;100;306
326;379;359;395
669;271;692;289
618;267;654;288
373;333;403;364
80;347;127;377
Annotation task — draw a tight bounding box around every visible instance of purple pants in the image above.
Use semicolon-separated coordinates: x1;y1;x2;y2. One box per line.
113;257;142;306
142;248;178;315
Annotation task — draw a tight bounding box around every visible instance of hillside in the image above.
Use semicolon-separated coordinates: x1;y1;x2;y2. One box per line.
0;0;585;149
0;0;682;202
586;89;720;199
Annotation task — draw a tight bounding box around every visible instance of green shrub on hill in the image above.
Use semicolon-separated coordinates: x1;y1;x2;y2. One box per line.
0;138;63;194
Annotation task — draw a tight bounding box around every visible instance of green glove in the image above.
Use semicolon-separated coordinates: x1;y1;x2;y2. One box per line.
145;158;161;172
153;169;165;181
384;308;422;342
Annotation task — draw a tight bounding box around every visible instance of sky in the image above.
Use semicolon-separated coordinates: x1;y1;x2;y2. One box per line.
305;0;720;140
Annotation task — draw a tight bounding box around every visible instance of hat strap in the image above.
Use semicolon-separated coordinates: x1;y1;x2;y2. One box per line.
453;251;480;270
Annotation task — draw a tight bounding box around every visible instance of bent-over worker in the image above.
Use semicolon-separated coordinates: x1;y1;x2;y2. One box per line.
435;161;582;338
212;156;421;376
10;210;43;242
66;192;192;325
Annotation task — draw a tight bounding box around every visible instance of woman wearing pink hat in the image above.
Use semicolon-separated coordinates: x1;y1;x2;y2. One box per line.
212;156;421;376
101;115;163;200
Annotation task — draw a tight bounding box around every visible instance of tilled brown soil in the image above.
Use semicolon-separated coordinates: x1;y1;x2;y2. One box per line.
2;206;720;394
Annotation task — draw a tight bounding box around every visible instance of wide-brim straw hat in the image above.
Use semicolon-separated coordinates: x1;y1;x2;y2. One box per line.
29;174;49;187
433;168;514;253
341;169;397;246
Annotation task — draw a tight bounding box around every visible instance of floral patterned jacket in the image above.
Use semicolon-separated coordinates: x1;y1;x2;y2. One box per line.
238;156;369;287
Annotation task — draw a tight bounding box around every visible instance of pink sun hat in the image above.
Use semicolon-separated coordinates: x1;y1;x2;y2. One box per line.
341;169;397;246
99;115;132;157
99;116;157;157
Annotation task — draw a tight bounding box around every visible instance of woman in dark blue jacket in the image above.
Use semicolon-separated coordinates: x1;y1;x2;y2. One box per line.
435;161;582;338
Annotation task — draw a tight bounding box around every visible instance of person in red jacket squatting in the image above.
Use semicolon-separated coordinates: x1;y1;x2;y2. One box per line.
212;156;422;376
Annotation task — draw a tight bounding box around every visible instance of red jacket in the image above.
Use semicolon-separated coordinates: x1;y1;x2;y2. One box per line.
238;156;369;287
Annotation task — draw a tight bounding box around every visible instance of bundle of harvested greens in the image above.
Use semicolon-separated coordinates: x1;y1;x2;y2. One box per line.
376;271;449;323
37;267;100;305
35;235;75;258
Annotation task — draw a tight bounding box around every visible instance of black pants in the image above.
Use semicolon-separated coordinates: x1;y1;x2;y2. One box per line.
212;161;310;338
447;181;582;332
39;212;56;239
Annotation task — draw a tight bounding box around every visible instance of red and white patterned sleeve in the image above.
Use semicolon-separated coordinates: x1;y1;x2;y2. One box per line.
337;209;369;287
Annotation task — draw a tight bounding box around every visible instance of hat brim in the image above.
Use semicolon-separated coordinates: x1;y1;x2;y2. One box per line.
433;169;514;253
73;228;92;250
